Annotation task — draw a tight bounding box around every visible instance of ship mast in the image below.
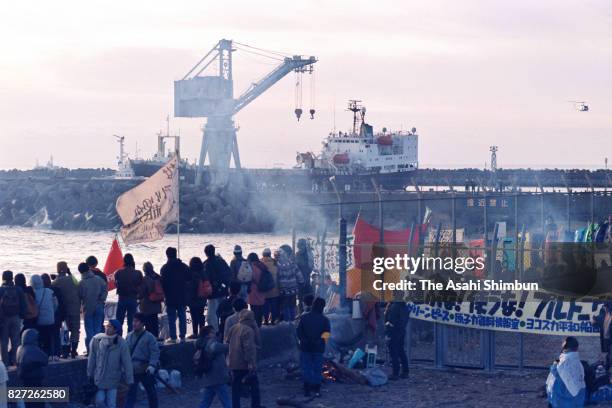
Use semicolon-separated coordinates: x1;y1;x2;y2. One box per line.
347;99;363;135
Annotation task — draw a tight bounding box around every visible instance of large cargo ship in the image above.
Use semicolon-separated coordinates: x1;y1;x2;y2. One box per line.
130;101;419;190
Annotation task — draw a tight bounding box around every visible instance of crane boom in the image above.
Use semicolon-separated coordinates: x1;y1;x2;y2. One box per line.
233;55;316;115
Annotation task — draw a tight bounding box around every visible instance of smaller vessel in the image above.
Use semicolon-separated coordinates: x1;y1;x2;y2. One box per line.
113;134;136;179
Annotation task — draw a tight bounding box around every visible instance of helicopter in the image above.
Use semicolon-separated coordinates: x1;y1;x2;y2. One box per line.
569;100;589;112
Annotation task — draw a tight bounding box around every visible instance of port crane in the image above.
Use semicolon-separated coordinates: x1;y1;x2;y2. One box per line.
174;39;317;184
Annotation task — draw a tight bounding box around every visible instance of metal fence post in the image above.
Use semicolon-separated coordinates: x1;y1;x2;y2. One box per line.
434;323;445;369
338;218;348;307
482;330;495;371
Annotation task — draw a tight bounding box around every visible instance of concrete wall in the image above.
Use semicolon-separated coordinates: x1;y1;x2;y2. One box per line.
6;322;298;404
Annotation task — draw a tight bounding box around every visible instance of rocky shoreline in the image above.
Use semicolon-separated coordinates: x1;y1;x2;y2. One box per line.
0;178;312;233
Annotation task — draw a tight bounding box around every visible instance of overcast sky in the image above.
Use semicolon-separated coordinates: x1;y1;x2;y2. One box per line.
0;0;610;170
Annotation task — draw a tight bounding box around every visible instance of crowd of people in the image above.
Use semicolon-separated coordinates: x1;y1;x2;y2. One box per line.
0;238;344;408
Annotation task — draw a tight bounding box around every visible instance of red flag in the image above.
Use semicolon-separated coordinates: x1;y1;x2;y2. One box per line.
352;216;426;268
103;238;123;291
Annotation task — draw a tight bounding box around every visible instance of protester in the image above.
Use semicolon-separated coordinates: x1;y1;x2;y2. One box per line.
203;244;231;331
30;274;57;357
296;297;330;398
196;325;231;408
115;253;144;333
246;253;266;327
230;245;247;299
226;309;263;408
160;247;190;343
41;273;62;360
276;245;304;321
546;336;586;407
52;261;81;358
223;298;248;343
593;302;612;369
261;248;280;325
384;300;410;380
16;329;48;408
295;239;314;314
86;256;108;284
78;262;108;353
88;320;134;408
125;313;160;408
138;262;163;339
0;359;7;408
217;282;241;339
188;256;207;339
0;270;26;366
15;273;37;331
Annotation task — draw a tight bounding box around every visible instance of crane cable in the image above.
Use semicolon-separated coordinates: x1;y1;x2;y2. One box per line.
233;42;290;58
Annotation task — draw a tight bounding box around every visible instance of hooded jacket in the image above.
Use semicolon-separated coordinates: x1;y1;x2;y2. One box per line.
79;271;108;315
87;332;134;389
16;329;48;381
51;274;80;317
160;258;190;307
196;336;230;387
30;275;57;326
226;310;259;370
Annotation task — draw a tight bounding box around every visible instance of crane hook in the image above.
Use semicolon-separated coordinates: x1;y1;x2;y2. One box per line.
295;108;303;121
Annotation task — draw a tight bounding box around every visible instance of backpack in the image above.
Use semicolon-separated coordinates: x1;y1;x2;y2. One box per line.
237;262;253;283
0;286;20;317
257;267;275;292
193;341;213;377
23;292;39;320
148;279;164;302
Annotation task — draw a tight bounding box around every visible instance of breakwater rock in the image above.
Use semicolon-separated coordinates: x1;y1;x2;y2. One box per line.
0;178;323;233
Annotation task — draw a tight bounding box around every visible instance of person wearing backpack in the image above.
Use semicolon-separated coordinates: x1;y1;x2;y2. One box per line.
261;249;280;325
30;274;58;357
52;262;81;358
188;257;208;339
246;253;267;327
125;313;159;408
195;325;230;408
138;262;163;339
15;273;37;332
203;244;231;331
0;270;26;366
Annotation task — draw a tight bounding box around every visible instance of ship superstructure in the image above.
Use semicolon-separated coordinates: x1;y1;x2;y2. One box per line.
296;100;418;175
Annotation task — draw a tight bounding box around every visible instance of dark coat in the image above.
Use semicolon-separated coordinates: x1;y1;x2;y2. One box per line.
138;274;162;315
204;255;231;299
196;336;229;387
115;266;144;300
384;302;410;337
0;282;26;318
593;307;612;352
296;310;330;354
51;275;80;317
160;258;190;307
16;329;48;382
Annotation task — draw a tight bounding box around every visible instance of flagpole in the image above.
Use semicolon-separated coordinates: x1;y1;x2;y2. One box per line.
176;150;181;258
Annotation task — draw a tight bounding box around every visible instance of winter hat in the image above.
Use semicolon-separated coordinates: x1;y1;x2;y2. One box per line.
109;319;122;335
233;245;242;254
